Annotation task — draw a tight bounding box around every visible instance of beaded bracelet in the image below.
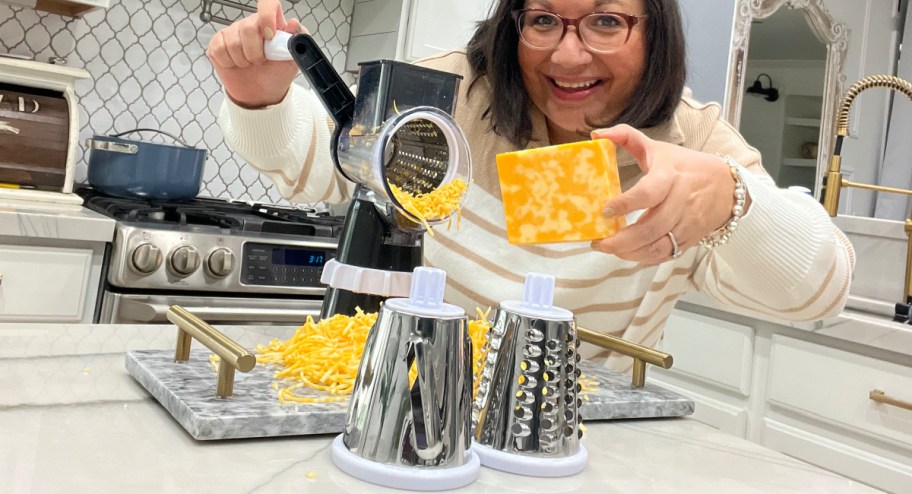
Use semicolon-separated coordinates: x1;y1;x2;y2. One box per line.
700;155;748;249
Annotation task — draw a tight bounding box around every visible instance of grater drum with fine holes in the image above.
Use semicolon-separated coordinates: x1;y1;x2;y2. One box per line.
280;34;472;318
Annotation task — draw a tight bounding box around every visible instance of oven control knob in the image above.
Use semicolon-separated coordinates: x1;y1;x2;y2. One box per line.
206;248;235;277
169;246;201;276
131;243;162;274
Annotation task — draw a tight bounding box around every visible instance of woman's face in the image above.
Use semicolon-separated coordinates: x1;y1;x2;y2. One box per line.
517;0;648;144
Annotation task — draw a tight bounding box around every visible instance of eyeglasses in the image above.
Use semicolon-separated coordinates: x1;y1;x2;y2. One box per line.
512;9;646;54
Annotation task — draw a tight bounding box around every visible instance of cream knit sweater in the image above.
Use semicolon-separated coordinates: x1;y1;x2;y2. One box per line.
219;51;855;371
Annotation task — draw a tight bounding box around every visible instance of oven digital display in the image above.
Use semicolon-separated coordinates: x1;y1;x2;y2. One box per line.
272;248;326;267
243;243;334;287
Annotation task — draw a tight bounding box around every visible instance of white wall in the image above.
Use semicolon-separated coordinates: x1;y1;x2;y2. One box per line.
679;0;737;105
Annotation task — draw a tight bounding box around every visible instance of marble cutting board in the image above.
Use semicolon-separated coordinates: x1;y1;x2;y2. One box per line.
126;349;694;441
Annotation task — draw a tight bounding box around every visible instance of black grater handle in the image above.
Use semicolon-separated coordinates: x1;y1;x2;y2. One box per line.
287;33;355;128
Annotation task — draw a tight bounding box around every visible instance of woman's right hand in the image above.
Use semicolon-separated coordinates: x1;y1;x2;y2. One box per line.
207;0;305;109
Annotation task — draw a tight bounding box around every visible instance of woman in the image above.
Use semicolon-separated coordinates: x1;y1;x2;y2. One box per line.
208;0;854;371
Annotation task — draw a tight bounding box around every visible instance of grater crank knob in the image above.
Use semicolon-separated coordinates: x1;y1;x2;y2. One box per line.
522;272;556;310
384;267;463;318
409;266;446;309
502;272;572;321
263;30;293;62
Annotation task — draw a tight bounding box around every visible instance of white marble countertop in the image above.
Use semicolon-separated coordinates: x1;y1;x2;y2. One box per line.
677;291;912;358
0;323;879;493
0;197;114;242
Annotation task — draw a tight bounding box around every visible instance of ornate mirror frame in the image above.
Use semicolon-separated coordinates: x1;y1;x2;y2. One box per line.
725;0;848;193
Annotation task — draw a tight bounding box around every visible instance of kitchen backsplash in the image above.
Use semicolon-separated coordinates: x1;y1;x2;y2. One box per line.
0;0;353;204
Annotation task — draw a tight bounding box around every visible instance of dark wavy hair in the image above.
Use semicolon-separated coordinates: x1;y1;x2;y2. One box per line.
466;0;686;147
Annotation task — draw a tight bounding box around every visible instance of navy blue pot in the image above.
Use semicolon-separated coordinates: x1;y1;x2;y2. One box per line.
86;128;206;200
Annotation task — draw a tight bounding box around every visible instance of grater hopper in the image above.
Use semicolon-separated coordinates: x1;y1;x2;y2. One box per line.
267;33;473;317
472;273;588;477
331;267;480;491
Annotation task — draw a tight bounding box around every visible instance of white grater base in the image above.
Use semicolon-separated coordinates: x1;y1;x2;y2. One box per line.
472;441;588;477
331;434;480;491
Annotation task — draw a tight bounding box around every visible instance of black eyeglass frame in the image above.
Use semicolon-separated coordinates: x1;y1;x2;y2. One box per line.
511;8;647;54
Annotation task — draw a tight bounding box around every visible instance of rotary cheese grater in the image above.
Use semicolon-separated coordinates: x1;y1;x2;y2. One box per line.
330;267;479;491
472;273;588;477
269;33;472;318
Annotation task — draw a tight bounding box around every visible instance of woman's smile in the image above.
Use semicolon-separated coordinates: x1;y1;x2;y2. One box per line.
547;76;606;101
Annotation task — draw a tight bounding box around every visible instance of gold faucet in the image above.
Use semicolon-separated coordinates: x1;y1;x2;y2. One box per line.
822;75;912;309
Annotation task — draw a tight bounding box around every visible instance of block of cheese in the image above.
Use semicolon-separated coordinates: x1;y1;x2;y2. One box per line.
496;139;626;245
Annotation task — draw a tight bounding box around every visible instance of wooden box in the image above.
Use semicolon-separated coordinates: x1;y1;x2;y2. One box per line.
0;57;89;204
0;82;70;189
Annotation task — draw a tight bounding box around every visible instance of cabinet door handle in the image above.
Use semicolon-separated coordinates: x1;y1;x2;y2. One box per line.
869;389;912;411
0;273;3;286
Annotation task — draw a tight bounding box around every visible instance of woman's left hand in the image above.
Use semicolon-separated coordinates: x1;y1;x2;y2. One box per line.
590;124;749;265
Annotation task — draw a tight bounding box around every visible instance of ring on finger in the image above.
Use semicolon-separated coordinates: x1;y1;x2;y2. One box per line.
667;231;683;259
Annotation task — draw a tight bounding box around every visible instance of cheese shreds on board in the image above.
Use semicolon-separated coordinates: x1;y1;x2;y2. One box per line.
496;139;626;245
255;309;377;404
389;178;468;235
254;306;493;404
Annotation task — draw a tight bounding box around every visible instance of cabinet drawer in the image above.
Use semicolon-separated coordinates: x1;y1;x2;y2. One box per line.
662;310;755;396
768;334;912;451
0;244;92;322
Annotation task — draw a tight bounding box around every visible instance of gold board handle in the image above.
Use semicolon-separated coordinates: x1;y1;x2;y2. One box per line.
166;305;256;398
869;389;912;412
577;326;673;388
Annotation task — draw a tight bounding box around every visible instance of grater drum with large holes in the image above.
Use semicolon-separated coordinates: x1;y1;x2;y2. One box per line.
472;273;589;477
280;34;472;318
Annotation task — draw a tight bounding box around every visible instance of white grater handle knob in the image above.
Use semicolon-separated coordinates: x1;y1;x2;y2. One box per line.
383;266;464;318
409;267;446;310
264;30;293;61
500;271;573;321
522;272;555;309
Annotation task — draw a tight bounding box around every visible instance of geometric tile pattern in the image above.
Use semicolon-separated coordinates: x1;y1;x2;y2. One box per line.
0;0;353;204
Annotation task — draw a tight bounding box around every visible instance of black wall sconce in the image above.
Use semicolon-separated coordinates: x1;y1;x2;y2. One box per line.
746;73;779;102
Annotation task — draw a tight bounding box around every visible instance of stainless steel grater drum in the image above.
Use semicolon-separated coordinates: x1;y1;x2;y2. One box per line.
279;34;472;318
285;34;471;228
331;267;480;491
472;273;589;477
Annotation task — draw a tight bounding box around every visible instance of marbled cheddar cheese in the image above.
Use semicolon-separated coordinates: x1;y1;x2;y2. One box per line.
496;139;626;245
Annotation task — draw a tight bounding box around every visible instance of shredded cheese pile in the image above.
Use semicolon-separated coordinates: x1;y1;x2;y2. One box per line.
389;178;468;235
255;309;377;404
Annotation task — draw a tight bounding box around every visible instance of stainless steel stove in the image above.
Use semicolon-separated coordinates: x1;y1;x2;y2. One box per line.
77;188;344;325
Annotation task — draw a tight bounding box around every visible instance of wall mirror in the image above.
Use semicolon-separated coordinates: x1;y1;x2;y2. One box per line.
724;0;848;194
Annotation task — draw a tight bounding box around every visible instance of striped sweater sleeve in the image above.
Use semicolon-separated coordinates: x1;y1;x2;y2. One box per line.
218;83;353;203
691;117;856;321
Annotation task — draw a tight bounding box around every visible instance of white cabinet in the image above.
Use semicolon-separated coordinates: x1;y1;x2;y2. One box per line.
651;310;756;438
0;0;109;17
346;0;494;72
0;242;103;323
768;334;912;451
650;304;912;493
0;205;113;324
762;334;912;494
